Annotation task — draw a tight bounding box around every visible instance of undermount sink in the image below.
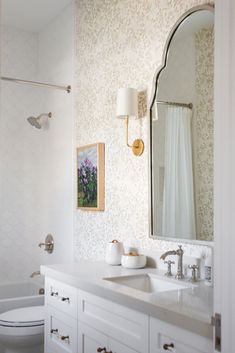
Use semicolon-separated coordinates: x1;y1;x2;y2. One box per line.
104;273;194;294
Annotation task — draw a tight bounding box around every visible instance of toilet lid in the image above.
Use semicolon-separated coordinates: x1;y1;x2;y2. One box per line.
0;306;44;327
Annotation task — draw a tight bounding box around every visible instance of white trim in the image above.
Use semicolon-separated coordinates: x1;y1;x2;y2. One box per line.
151;235;214;247
214;0;235;351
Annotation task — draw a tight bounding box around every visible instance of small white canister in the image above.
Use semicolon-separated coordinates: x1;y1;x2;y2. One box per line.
121;252;146;269
105;240;124;265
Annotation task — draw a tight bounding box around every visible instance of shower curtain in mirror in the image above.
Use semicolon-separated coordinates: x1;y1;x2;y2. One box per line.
162;106;196;239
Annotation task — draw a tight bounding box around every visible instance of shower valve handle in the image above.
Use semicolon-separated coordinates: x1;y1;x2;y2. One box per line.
38;234;54;254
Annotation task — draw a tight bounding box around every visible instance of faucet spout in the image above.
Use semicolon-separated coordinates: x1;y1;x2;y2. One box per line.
30;271;41;278
160;250;177;260
160;245;184;279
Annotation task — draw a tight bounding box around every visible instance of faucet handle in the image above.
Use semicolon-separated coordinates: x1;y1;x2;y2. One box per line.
38;234;54;254
188;264;199;282
164;260;175;277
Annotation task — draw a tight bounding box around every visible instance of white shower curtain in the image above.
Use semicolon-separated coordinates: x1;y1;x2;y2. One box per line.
162;106;196;239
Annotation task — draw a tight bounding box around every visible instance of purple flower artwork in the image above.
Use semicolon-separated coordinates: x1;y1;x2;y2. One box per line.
77;143;104;210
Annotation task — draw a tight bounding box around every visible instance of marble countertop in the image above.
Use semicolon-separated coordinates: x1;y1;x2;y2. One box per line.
41;260;213;339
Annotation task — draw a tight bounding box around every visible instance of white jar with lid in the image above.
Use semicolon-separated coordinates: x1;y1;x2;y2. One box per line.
105;240;124;265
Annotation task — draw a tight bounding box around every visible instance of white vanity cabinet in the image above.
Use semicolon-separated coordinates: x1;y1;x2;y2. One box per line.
44;278;78;353
45;306;78;353
150;317;213;353
78;290;148;353
44;278;146;353
78;322;108;353
78;322;139;353
44;277;212;353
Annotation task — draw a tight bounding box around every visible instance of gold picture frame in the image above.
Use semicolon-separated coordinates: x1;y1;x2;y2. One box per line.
77;143;105;211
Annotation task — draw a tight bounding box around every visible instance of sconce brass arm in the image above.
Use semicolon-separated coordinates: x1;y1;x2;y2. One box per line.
125;116;132;148
125;116;144;156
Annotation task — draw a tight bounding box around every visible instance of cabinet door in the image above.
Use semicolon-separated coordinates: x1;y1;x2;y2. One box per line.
45;305;77;353
78;322;108;353
108;337;139;353
78;323;139;353
150;317;212;353
78;290;148;353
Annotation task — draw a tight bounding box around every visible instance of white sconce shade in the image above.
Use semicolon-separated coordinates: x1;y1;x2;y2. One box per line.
116;87;144;156
116;87;138;119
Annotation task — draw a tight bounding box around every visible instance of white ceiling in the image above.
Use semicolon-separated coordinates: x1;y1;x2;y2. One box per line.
2;0;73;32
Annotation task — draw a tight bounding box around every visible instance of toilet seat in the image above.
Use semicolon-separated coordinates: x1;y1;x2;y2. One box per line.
0;306;44;328
0;323;44;337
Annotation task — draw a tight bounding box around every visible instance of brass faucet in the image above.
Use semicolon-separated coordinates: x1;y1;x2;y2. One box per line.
160;245;184;279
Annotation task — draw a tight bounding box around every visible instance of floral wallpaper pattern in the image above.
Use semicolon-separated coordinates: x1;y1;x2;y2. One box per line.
74;0;214;261
194;27;214;241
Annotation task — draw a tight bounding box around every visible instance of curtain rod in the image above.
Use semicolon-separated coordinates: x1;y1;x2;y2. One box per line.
1;76;71;93
156;100;193;109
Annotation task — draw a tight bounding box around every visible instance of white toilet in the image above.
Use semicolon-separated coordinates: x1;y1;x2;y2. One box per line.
0;306;44;353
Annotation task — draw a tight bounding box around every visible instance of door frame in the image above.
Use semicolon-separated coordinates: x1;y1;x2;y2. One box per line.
214;0;235;351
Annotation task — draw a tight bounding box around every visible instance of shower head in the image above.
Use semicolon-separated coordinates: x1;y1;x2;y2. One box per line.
27;112;52;129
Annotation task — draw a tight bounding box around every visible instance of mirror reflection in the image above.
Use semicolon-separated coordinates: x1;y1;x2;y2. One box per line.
150;8;214;241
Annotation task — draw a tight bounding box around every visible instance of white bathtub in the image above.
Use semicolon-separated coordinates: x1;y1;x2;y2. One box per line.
0;281;44;314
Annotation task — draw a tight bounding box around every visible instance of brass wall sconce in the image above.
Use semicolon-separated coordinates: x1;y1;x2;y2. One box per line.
116;87;144;156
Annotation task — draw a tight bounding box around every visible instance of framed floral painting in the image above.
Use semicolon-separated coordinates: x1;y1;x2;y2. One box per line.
77;143;105;211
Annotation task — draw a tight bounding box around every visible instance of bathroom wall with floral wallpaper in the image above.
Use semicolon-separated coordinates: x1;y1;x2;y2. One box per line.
74;0;214;261
194;27;214;241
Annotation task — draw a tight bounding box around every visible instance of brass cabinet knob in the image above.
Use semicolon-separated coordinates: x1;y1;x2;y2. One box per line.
50;329;69;341
61;297;70;302
51;291;58;297
61;335;69;341
163;342;174;351
97;348;112;353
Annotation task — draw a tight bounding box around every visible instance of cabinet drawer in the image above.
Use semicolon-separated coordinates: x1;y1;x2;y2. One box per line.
78;322;139;353
109;337;139;353
78;290;148;353
78;322;108;353
45;305;77;353
45;278;77;318
150;317;212;353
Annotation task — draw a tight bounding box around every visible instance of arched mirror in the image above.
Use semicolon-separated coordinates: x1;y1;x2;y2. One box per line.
149;5;214;242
